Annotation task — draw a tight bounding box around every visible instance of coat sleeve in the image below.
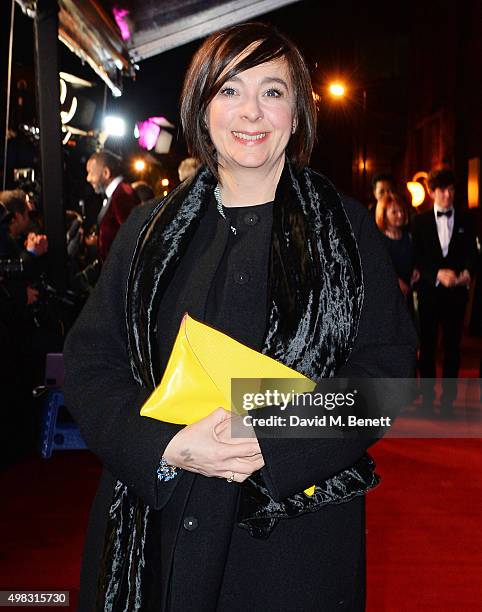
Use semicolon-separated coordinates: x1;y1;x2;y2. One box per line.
63;205;183;510
257;203;417;501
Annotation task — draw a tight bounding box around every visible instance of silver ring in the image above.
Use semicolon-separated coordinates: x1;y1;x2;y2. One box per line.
227;472;235;483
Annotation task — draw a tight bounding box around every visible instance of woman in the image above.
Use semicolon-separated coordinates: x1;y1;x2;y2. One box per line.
376;193;419;298
64;23;416;611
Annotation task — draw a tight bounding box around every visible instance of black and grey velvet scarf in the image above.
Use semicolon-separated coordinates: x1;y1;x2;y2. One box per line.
97;161;379;609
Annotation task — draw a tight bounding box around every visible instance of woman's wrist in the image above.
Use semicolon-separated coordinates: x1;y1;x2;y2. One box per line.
157;456;179;482
158;431;184;481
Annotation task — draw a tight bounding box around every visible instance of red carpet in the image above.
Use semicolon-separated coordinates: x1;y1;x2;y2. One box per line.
367;437;482;611
1;439;482;610
0;451;100;611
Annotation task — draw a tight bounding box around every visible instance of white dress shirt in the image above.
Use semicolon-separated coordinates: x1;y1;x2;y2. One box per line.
434;204;454;257
103;175;123;206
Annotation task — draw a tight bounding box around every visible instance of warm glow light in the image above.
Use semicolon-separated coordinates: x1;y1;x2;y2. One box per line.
134;159;146;172
412;171;428;182
161;178;169;187
328;82;346;98
468;158;480;208
163;190;168;197
407;181;425;207
357;158;369;172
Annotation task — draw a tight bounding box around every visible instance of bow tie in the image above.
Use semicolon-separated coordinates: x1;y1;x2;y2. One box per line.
437;209;453;218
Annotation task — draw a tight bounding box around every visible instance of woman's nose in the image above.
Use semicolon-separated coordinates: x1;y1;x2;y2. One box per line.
240;94;263;121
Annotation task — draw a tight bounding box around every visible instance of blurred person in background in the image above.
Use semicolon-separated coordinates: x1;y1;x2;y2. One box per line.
178;156;201;182
375;193;419;302
369;172;396;212
1;202;34;466
1;188;48;258
0;202;13;255
412;168;478;415
0;189;48;306
66;209;84;264
0;197;47;461
132;180;155;203
86;151;140;262
65;210;100;297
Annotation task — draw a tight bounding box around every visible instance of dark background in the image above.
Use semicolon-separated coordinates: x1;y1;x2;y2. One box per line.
0;0;481;210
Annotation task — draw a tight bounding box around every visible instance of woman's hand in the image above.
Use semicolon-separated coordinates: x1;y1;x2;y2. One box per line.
163;408;264;483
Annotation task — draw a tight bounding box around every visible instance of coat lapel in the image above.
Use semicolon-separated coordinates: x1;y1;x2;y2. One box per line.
448;210;462;256
427;212;444;257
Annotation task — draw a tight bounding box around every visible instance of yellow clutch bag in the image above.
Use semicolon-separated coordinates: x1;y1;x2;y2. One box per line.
140;313;314;424
140;313;317;495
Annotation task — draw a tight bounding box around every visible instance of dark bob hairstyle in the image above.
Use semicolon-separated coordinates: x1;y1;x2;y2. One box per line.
180;22;317;178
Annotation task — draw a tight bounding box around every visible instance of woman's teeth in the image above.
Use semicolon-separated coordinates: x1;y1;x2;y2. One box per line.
232;132;267;140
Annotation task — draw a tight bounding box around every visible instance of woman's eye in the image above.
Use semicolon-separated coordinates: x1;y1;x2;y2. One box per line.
220;87;236;96
265;88;282;97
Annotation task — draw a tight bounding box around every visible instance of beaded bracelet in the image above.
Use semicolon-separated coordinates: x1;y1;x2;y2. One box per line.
157;457;178;482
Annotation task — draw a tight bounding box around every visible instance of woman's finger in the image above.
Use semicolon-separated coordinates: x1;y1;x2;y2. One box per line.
221;441;261;459
236;454;265;466
220;456;265;476
223;469;260;483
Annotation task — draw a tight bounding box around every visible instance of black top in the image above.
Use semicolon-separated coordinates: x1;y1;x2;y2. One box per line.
381;229;413;285
155;197;273;374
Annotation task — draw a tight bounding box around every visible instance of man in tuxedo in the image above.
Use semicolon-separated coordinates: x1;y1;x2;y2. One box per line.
412;169;478;415
86;151;140;261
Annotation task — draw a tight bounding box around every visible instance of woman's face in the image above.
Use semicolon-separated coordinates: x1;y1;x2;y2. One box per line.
386;203;405;229
206;57;295;172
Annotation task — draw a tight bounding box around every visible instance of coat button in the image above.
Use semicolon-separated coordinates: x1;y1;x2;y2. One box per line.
234;271;250;285
243;212;259;226
183;516;198;531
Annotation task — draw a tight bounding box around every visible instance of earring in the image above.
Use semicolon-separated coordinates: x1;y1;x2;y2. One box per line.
291;120;296;134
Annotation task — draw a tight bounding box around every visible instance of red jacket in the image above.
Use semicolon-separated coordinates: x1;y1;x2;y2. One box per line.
98;181;140;261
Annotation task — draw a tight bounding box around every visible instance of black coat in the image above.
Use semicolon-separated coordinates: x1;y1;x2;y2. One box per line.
64;167;416;612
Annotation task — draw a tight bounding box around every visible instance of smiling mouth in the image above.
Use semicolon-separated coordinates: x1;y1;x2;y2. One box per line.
232;131;268;143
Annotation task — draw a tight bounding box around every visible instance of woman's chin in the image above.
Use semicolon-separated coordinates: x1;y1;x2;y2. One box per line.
224;153;278;171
